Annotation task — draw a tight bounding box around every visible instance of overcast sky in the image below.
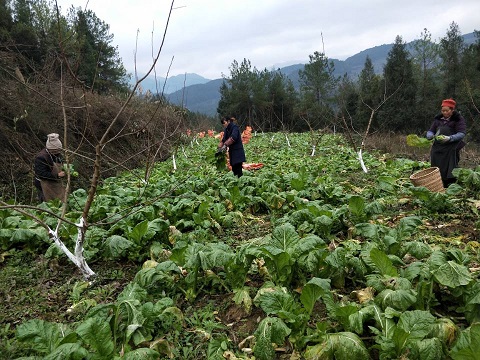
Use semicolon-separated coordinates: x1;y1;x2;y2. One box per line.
55;0;479;80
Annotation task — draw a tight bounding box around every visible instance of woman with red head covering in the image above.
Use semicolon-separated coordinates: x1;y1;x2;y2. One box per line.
426;98;466;187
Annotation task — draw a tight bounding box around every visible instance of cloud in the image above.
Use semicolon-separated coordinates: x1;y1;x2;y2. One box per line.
56;0;480;79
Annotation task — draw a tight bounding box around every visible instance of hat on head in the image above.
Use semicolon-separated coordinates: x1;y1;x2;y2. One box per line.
46;133;63;151
441;98;456;109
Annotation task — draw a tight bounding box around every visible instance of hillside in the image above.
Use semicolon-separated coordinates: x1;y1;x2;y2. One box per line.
0;71;186;204
130;72;211;95
163;42;397;116
164;32;476;116
166;78;224;115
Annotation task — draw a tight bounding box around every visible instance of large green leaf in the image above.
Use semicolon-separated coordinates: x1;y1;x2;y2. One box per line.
304;332;370;360
370;247;398;277
466;282;480;306
406;134;432;148
43;343;89;360
253;286;296;317
16;319;69;355
450;323;480;360
348;195;366;217
300;278;334;316
433;261;472;288
269;223;300;252
293;233;325;257
122;348;161;359
253;317;291;360
198;242;235;269
376;289;417;311
348;304;384;335
10;228;40;243
117;283;148;302
427;251;448;271
129;220;149;243
410;338;444;360
75;317;114;357
395;216;422;240
355;223;380;241
207;336;229;360
128;302;155;346
405;241;432;260
396;310;436;340
453;167;480;190
104;235;134;259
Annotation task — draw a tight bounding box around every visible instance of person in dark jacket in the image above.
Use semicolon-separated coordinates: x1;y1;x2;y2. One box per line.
426;98;466;187
34;133;66;202
218;116;246;177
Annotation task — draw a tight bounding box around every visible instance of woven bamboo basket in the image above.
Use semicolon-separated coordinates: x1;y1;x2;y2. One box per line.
410;167;445;193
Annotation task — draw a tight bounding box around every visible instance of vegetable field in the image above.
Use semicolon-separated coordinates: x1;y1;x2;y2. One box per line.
2;131;480;359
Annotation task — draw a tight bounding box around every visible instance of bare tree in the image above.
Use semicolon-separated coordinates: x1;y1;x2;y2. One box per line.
340;82;401;173
0;0;184;279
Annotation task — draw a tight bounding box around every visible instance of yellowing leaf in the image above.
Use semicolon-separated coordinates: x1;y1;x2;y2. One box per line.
351;287;375;303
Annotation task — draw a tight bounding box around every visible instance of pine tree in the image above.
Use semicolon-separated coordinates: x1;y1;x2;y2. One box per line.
11;0;41;64
0;0;13;43
440;22;465;99
337;74;359;129
69;8;128;93
458;30;480;138
379;35;417;132
217;59;256;126
356;56;382;130
411;28;441;129
298;51;338;129
218;59;297;131
267;71;297;131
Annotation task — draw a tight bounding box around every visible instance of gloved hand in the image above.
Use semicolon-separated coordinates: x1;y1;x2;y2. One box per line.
217;144;227;153
436;135;451;143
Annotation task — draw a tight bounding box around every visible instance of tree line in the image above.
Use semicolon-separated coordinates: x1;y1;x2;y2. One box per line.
0;0;129;94
1;2;479;138
218;24;480;138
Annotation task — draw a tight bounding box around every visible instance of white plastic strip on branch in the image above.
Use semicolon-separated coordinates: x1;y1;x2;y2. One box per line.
311;145;316;157
73;217;95;279
182;145;187;158
172;154;177;171
48;217;95;279
357;149;368;173
285;134;291;147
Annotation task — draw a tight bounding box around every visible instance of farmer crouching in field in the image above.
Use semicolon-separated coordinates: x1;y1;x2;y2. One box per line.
426;98;466;188
218;116;246;177
34;133;66;202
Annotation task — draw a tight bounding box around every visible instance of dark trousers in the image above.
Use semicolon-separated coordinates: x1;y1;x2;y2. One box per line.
232;163;243;177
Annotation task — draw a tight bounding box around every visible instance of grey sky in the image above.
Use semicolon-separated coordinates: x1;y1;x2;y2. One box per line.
57;0;479;79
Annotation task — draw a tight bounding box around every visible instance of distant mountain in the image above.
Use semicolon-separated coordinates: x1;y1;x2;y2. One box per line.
164;32;476;116
130;72;210;95
167;79;224;116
